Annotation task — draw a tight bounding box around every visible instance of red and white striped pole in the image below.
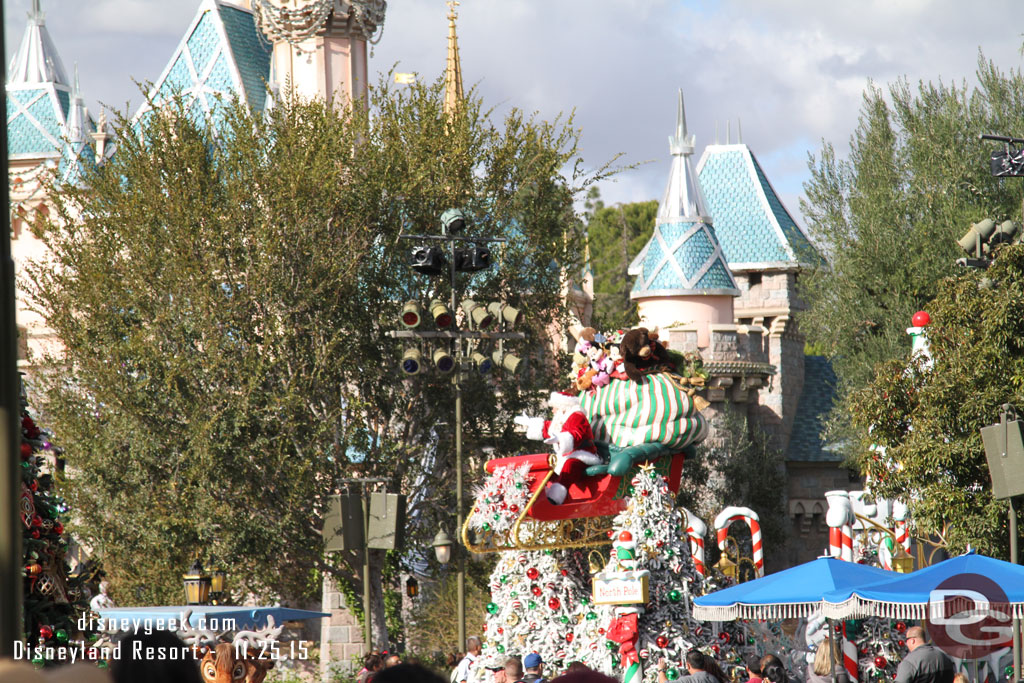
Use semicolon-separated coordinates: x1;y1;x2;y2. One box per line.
713;507;764;578
684;508;707;577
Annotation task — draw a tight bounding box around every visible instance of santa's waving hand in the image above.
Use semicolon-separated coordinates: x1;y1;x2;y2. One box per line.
513;391;603;504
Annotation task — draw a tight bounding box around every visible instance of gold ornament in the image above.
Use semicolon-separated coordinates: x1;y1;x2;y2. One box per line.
506;613;520;626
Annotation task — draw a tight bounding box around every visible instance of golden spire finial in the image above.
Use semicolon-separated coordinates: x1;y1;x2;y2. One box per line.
443;0;464;118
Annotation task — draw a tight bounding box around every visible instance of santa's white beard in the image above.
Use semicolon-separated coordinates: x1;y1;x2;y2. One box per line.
547;408;574;436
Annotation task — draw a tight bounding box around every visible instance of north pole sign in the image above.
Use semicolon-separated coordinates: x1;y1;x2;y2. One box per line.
592;570;650;605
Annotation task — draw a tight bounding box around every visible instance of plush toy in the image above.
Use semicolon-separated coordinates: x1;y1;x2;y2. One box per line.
569;327;598;385
619;327;673;383
586;343;613;388
514;391;603;504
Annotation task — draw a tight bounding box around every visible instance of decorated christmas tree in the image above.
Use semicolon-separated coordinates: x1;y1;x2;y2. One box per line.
19;389;93;666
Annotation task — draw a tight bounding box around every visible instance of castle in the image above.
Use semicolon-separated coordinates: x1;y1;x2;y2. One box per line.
7;0;848;667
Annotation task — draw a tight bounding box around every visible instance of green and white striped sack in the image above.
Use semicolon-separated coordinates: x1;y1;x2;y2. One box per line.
578;373;708;450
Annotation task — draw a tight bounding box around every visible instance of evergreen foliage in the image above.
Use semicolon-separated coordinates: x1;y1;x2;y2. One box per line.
27;76;610;644
849;244;1024;556
582;188;657;330
799;57;1024;443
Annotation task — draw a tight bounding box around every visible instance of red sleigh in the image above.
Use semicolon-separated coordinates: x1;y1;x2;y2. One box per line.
462;449;687;553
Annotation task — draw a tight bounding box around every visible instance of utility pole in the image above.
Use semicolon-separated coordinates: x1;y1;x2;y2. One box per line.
0;0;23;657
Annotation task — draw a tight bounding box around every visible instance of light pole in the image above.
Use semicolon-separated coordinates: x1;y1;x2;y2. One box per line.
0;0;23;657
388;209;525;649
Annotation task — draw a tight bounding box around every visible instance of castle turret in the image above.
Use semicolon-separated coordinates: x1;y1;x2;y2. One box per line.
629;90;739;348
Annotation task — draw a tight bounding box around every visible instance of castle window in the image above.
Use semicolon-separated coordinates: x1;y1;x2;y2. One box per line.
748;273;762;287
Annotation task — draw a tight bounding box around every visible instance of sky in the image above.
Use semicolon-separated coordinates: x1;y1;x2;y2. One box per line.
6;0;1024;226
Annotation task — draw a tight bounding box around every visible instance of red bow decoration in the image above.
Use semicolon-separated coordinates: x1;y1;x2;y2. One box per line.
606;613;639;665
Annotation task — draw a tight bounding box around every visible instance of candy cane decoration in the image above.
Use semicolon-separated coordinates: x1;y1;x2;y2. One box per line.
825;491;854;562
683;508;707;577
713;506;763;578
841;621;858;682
893;500;910;552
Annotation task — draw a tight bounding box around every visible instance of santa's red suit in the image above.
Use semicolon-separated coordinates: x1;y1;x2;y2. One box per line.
520;392;603;504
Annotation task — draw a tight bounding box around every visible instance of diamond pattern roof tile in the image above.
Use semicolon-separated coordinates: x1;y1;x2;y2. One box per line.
696;144;821;270
786;356;842;462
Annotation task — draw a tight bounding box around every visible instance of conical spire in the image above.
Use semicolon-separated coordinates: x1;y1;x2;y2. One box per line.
443;0;464;118
658;89;709;222
9;0;68;85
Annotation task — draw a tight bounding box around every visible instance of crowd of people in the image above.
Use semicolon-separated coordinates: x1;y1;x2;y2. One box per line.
0;625;966;683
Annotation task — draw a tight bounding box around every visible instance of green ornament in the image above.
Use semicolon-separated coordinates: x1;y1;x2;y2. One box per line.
580;597;588;605
611;656;619;667
667;549;675;557
483;523;491;531
560;616;569;624
486;602;499;615
606;640;617;650
516;483;524;489
493;514;499;521
527;600;536;610
1006;667;1015;679
497;644;505;654
667;668;680;680
511;591;518;598
748;637;756;645
628;486;635;495
97;661;108;669
644;529;653;538
31;657;45;669
544;549;553;555
500;575;508;584
668;589;682;603
586;612;598;621
55;630;68;644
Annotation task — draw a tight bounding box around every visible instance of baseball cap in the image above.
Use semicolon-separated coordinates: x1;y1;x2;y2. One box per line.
524;653;543;668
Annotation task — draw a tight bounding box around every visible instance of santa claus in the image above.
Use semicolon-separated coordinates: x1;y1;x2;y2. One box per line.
514;391;604;504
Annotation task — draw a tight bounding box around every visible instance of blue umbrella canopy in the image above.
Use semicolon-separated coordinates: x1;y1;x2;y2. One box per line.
692;556;897;621
822;551;1024;620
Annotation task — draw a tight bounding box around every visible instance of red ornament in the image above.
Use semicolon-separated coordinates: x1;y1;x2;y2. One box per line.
549;597;560;610
39;625;53;640
894;622;907;633
30;529;39;539
20;443;32;459
860;647;871;656
897;640;905;648
54;523;63;534
526;567;539;580
510;505;519;513
598;628;605;635
560;569;568;576
619;531;633;542
874;656;888;669
29;481;37;492
719;632;731;643
532;586;542;596
566;633;574;643
711;644;720;655
31;515;42;528
498;627;503;635
641;490;650;497
911;311;930;327
656;635;669;648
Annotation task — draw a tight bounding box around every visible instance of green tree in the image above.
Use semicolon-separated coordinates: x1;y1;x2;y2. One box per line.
27;77;610;646
849;244;1024;556
584;190;657;330
799;55;1024;452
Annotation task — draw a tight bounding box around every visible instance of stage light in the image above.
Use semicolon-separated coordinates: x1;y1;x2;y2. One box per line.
487;302;522;326
430;299;453;328
461;299;494;329
433;347;456;374
400;301;422;329
491;349;523;375
401;348;424;375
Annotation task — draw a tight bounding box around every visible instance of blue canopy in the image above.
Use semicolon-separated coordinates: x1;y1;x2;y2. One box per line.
692;556;897;621
822;551;1024;620
96;605;328;632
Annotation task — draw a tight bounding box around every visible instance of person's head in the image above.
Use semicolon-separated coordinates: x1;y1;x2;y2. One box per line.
467;637;482;656
549;672;618;683
504;657;523;679
746;654;763;678
812;644;840;677
906;626;927;652
112;630;202;683
524;653;544;674
759;654;786;683
373;663;447;683
446;653;459;668
364;653;385;672
686;650;706;673
952;673;970;683
566;662;590;673
385;654;401;668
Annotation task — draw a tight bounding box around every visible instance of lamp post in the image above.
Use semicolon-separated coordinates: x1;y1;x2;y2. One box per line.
209;559;227;605
0;0;22;658
389;209;526;649
183;559;212;606
980;404;1024;681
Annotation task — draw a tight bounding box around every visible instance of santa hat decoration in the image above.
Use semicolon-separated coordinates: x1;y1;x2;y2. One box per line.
548;390;581;410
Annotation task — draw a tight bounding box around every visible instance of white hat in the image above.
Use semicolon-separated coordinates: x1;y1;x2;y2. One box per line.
548;391;581;410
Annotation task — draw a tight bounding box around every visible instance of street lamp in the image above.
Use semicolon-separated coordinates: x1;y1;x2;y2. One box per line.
432;527;453;565
209;559;227;605
183;559;211;605
406;576;419;598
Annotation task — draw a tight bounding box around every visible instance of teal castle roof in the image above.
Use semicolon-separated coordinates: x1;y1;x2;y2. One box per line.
7;0;73;160
136;0;272;123
629;91;739;298
696;144;820;270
